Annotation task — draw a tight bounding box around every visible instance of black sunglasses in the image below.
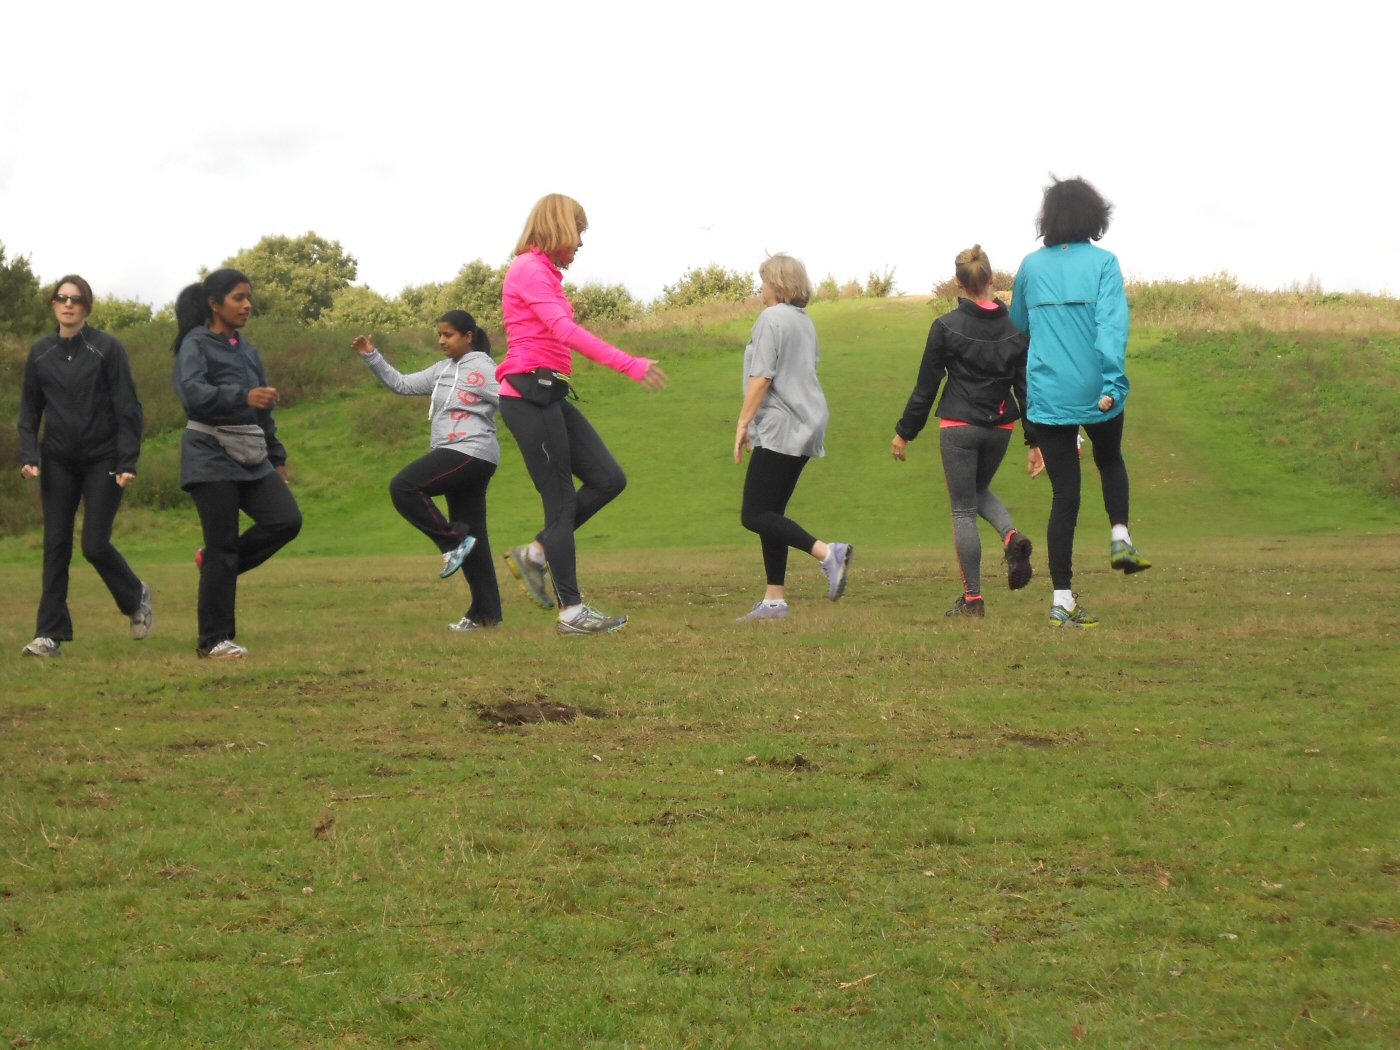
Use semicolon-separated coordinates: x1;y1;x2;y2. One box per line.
52;294;88;305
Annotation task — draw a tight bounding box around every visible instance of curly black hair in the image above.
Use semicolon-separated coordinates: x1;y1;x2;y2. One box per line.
1037;176;1113;246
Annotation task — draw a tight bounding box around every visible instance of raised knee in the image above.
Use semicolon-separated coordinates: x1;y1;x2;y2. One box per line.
389;475;414;501
281;513;303;540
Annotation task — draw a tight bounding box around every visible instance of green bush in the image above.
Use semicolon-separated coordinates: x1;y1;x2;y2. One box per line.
88;295;155;331
656;265;754;311
316;286;417;333
222;232;359;323
813;274;841;303
435;260;508;330
865;268;898;298
566;282;640;325
0;242;48;337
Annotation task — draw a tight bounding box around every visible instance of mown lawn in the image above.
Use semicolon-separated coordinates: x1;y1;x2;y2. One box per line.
1;537;1397;1048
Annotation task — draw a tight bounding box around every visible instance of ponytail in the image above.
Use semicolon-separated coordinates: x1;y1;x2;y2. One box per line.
171;268;252;354
437;309;491;356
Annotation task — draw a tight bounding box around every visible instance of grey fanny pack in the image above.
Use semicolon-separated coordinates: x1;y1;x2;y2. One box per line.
186;420;268;466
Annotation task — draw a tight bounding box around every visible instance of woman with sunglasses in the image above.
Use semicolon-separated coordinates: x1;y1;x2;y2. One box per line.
18;275;151;657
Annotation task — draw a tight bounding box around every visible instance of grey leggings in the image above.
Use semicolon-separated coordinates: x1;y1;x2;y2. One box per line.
939;425;1017;597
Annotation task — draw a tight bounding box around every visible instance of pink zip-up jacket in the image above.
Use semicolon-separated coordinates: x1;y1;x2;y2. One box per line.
497;248;651;397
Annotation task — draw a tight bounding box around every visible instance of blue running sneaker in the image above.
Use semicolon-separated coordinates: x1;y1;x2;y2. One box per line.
822;543;853;601
440;535;476;579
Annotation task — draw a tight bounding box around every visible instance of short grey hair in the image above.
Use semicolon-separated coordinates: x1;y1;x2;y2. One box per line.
759;253;812;308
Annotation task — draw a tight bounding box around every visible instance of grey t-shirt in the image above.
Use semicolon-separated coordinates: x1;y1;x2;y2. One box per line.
743;304;828;459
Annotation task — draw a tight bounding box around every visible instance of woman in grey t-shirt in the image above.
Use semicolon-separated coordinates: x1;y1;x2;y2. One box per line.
733;254;852;621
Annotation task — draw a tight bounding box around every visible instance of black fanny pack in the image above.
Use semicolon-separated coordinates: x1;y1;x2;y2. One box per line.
505;367;575;407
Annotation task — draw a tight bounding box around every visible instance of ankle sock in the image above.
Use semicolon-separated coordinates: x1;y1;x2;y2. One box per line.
1111;524;1131;544
1053;589;1076;611
965;594;982;603
559;604;584;622
527;543;546;566
761;599;788;608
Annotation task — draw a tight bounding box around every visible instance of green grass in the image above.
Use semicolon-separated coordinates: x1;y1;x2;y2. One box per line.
2;299;1399;1046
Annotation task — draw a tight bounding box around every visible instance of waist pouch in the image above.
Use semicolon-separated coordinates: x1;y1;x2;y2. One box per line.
186;421;268;466
505;367;573;407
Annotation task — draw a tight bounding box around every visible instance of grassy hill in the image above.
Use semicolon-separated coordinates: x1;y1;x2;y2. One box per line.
3;297;1397;566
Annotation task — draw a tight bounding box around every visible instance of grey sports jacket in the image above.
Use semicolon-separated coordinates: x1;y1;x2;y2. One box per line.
361;349;500;464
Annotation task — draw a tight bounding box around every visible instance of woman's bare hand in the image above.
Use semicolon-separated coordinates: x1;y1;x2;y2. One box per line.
277;466;289;484
1027;447;1045;479
352;334;376;356
734;424;751;465
248;387;279;410
891;435;908;462
640;362;668;392
115;473;135;488
21;465;39;480
1098;395;1115;411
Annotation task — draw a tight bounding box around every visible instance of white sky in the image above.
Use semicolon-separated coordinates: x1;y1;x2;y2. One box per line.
2;0;1396;306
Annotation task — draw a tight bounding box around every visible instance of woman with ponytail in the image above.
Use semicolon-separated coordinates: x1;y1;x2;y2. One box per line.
173;268;301;659
352;311;503;631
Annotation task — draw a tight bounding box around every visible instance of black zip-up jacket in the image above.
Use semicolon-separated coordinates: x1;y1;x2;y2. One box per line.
895;299;1038;447
18;324;144;473
173;326;287;488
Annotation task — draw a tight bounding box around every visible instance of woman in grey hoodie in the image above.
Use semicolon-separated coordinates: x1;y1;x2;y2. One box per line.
353;311;502;630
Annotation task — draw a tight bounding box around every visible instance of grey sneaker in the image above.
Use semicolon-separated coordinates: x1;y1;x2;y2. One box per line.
505;545;555;608
736;600;790;622
130;581;154;639
821;542;853;601
448;616;497;632
440;535;476;579
556;603;627;636
199;640;248;659
946;595;985;617
22;637;60;657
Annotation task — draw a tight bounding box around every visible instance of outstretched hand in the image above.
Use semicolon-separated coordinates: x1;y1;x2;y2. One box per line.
1027;447;1045;479
640;362;668;392
891;435;908;462
352;335;376;357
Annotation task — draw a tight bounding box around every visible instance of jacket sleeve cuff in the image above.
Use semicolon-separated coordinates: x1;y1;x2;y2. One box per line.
894;421;917;441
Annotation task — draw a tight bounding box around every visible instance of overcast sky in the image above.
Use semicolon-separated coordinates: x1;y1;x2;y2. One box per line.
3;0;1395;306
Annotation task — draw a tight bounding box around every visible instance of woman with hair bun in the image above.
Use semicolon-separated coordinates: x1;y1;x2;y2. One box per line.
733;252;851;622
497;193;667;636
892;246;1036;618
352;310;503;631
173;268;302;659
1010;176;1151;629
18;275;151;657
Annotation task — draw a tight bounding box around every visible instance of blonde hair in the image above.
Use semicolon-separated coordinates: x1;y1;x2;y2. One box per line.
758;253;812;308
514;194;589;257
954;245;993;295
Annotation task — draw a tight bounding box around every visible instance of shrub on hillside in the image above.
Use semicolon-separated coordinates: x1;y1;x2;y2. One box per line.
865;268;898;298
932;269;1016;300
0;242;48;336
88;295;155;331
813;274;841;303
567;282;640;325
317;285;417;332
839;279;863;300
657;265;755;311
223;232;359;323
435;260;508;331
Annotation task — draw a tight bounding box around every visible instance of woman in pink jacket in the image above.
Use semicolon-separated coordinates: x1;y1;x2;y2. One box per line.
498;194;667;635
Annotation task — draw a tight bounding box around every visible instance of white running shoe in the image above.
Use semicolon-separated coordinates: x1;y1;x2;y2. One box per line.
448;616;497;632
22;637;60;657
556;603;627;636
199;640;247;660
130;581;154;639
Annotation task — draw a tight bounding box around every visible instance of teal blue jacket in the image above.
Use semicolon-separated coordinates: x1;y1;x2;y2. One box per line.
1009;242;1129;427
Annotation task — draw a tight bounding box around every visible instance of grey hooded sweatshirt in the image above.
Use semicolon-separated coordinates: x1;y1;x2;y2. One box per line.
361;349;500;464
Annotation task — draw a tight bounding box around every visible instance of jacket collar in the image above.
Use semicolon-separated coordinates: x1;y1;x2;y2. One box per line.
54;323;94;347
528;247;563;281
956;297;1007;319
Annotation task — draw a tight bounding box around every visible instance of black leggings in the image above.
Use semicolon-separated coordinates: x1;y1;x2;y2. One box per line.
1035;411;1129;590
741;447;817;587
389;448;502;623
498;397;626;608
36;455;143;641
189;472;302;649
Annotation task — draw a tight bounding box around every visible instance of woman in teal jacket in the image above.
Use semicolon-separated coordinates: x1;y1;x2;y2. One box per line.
1010;177;1150;629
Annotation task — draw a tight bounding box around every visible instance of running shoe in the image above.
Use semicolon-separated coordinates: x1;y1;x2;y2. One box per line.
504;545;555;609
130;581;154;639
946;595;985;618
199;640;248;660
1004;531;1034;590
1048;602;1099;629
21;637;60;657
195;548;204;569
1110;540;1152;574
822;542;853;601
735;600;790;622
556;603;627;636
448;616;497;632
440;535;476;579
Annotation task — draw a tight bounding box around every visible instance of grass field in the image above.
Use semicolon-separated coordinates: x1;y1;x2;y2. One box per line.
1;299;1398;1047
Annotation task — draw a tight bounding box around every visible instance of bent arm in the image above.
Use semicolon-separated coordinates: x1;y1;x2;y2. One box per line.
362;350;440;396
737;375;772;433
250;348;288;466
1094;258;1130;406
894;323;948;441
109;340;144;474
18;352;43;466
174;341;250;417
